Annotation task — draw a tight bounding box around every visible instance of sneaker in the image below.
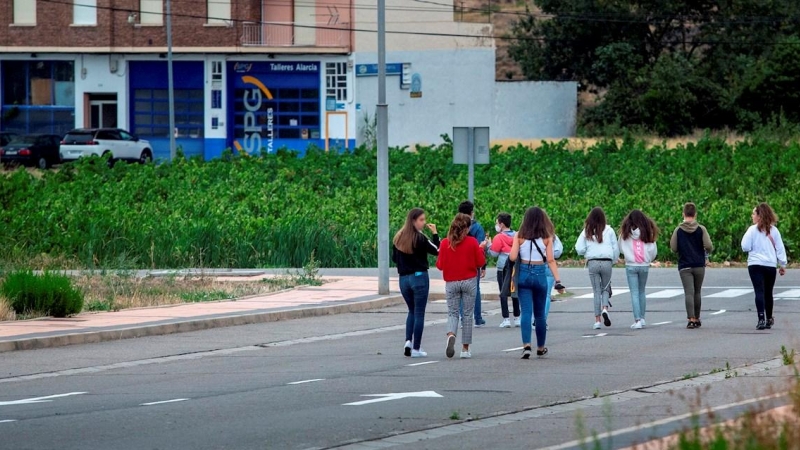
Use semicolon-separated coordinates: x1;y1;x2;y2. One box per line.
521;346;532;360
532;323;536;330
460;350;472;359
446;335;456;358
411;349;427;358
475;319;486;328
757;319;767;330
404;340;412;357
631;321;642;330
687;321;696;329
499;318;511;328
695;320;702;328
640;319;647;327
593;322;602;330
767;317;775;329
513;317;521;327
602;309;611;327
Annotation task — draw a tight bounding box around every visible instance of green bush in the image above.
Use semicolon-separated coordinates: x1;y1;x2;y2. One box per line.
0;138;797;268
1;271;84;317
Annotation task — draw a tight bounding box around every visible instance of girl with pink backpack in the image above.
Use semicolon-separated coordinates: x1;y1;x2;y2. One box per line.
618;210;659;330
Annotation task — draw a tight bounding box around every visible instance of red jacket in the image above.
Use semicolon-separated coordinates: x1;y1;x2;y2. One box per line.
436;236;486;282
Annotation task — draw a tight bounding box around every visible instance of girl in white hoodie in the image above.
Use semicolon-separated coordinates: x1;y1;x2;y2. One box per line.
741;203;787;330
619;210;659;330
575;207;619;329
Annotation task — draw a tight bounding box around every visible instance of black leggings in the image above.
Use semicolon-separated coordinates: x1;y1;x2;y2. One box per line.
748;265;777;319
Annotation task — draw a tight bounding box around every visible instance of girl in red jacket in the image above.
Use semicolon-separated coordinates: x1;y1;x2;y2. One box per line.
437;213;488;359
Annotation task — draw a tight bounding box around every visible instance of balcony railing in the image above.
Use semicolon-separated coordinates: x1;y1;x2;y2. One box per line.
241;22;348;48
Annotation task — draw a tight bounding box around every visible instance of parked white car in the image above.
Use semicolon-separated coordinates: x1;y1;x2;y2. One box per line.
60;128;153;164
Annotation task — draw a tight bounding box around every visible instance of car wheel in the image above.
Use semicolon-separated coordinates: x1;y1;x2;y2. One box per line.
139;149;153;164
102;151;115;168
37;157;49;170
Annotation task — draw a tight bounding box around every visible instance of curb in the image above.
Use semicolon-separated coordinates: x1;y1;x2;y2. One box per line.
0;294;404;353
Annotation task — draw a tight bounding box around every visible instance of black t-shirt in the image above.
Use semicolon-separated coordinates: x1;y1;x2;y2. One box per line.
393;233;440;276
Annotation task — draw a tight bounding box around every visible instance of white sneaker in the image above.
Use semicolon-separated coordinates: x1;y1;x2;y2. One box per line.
411;349;428;358
499;318;511;328
593;322;602;330
460;350;472;359
404;340;412;357
631;321;642;330
640;319;647;327
513;317;521;327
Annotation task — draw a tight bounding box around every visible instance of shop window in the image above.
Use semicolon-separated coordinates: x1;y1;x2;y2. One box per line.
232;87;320;140
133;89;204;138
74;0;97;25
207;0;231;25
13;0;36;25
325;62;348;102
1;61;75;135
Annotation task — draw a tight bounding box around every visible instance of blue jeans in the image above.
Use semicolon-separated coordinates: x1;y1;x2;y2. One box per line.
518;264;548;347
626;266;649;321
534;266;555;327
460;273;484;324
399;272;430;350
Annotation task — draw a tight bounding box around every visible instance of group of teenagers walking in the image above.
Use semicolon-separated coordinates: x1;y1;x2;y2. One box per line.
392;201;788;360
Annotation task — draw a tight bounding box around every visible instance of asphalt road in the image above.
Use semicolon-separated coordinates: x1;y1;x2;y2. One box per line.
2;268;800;450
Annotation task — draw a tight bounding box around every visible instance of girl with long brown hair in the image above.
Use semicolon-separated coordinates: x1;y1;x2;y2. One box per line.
393;208;439;357
436;213;488;359
619;210;659;329
575;207;619;329
742;203;788;330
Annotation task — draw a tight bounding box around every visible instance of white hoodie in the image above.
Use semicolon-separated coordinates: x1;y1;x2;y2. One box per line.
575;225;619;261
618;228;658;266
741;225;788;268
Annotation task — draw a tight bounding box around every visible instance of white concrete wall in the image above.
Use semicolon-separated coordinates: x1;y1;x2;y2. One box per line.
354;48;496;148
493;81;578;139
74;54;129;129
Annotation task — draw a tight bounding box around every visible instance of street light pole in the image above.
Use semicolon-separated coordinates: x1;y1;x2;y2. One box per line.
166;0;177;160
376;0;390;295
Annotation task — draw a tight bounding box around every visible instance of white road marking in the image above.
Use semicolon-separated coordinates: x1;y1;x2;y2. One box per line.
575;290;629;299
406;361;438;367
776;289;800;298
140;398;188;406
651;321;672;326
540;392;785;450
0;392;87;407
582;333;608;338
343;391;443;406
287;379;325;385
502;347;524;352
0;420;17;423
647;289;684;298
707;289;751;298
711;309;727;315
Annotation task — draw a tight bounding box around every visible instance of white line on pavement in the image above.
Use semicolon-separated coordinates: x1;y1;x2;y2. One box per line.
712;309;727;315
540;392;786;450
0;420;17;423
708;289;752;298
651;321;672;326
502;347;524;352
582;333;608;338
647;289;684;299
406;361;438;367
287;379;325;385
0;392;87;407
140;399;188;406
776;289;800;298
575;290;629;299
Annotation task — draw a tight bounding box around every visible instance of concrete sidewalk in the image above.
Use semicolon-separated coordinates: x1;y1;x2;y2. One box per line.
0;275;501;353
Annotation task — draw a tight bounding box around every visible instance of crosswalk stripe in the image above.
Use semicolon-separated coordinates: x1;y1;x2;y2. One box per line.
647;289;684;299
707;289;752;298
575;289;629;299
776;289;800;298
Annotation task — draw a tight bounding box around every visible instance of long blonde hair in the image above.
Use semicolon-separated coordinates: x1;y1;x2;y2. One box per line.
447;213;472;250
393;208;425;254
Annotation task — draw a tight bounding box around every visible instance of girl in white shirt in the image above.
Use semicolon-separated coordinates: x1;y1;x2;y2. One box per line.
575;207;619;329
741;203;788;330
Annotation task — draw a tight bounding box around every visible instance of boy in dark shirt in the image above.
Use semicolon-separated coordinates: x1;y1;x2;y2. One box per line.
670;203;714;329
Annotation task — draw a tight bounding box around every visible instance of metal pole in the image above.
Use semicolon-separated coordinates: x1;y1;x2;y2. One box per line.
467;127;474;202
377;0;390;295
166;0;177;160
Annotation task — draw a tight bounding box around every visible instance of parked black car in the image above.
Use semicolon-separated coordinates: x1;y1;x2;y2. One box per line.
0;131;18;147
0;134;62;169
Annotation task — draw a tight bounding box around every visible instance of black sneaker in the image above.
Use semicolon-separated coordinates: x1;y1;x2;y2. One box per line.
602;309;611;327
687;321;696;329
695;320;702;328
521;346;532;360
757;319;767;330
767;317;775;329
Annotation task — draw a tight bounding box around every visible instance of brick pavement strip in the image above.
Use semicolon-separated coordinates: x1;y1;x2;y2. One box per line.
0;277;406;353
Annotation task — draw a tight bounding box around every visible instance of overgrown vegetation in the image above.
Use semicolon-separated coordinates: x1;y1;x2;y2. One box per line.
509;0;800;136
0;138;797;269
1;271;84;317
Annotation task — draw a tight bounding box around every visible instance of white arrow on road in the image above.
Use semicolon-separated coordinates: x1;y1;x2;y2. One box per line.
0;392;87;407
343;391;442;406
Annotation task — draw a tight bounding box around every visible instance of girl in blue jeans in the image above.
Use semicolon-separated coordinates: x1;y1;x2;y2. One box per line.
392;208;440;358
510;207;564;359
618;210;659;330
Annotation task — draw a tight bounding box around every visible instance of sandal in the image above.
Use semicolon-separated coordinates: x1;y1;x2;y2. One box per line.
521;346;532;360
537;348;548;357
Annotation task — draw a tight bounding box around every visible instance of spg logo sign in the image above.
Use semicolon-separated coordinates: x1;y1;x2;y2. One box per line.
234;75;275;154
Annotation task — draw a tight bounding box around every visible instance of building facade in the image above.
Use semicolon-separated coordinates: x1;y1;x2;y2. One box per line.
0;1;576;160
